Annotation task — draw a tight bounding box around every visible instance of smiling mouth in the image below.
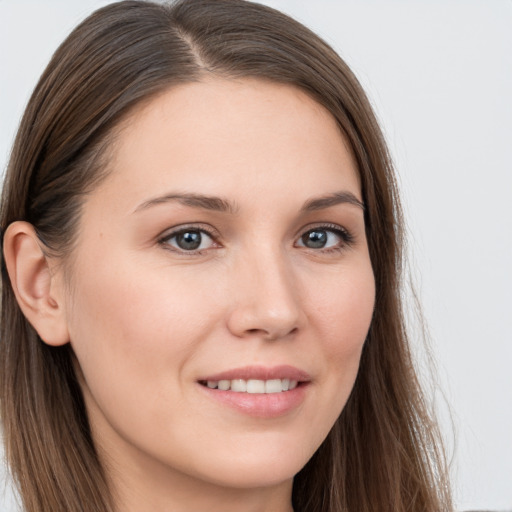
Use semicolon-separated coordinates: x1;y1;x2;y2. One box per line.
198;378;299;394
197;368;310;417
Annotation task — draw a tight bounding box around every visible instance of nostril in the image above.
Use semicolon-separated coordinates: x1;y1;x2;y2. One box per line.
244;326;299;341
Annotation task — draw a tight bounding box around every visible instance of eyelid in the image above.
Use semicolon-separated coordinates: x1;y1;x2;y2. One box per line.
157;223;221;253
158;222;220;239
294;222;355;249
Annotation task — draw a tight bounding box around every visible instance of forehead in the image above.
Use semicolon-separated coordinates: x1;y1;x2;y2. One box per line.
90;78;361;214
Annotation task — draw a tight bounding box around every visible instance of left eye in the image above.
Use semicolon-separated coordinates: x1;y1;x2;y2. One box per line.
296;228;346;249
163;229;215;252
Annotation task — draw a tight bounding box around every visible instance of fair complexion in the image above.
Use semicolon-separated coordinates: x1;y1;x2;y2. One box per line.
5;79;375;512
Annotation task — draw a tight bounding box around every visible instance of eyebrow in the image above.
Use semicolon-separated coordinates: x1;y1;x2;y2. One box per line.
301;191;365;212
133;190;364;214
133;193;238;214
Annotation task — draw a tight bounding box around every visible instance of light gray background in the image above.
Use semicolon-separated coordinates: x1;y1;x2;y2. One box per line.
1;1;511;510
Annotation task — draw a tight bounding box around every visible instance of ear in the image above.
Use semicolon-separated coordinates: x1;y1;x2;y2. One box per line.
3;221;70;346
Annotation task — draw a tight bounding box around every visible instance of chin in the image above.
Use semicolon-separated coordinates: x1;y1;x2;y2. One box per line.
196;460;301;490
183;436;315;490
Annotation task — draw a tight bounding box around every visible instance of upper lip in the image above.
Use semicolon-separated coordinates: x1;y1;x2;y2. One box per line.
199;365;311;382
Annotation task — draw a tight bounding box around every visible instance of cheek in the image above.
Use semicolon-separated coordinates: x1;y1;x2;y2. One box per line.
69;254;212;348
65;258;227;467
312;260;375;404
65;256;216;413
312;259;375;349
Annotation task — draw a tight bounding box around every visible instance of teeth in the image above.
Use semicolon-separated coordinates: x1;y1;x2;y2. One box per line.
265;379;282;393
231;379;247;392
246;379;265;393
218;380;230;391
203;378;300;393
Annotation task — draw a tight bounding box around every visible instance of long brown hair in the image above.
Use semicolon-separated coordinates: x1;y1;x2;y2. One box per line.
0;1;452;511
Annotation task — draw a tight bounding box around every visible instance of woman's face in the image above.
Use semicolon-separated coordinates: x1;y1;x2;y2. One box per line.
63;79;375;495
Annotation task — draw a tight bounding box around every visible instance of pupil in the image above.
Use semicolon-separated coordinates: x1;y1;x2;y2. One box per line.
304;230;327;248
177;231;202;250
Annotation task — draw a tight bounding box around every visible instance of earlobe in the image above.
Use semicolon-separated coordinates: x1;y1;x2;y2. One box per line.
3;221;70;346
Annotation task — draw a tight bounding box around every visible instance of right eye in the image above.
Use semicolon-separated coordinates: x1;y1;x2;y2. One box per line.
160;228;217;253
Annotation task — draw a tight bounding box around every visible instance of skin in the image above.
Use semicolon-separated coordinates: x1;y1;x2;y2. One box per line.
6;79;375;512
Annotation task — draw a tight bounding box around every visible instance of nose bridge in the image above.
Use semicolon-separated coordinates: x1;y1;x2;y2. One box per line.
227;241;303;340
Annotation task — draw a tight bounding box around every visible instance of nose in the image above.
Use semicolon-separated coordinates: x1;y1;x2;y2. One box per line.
226;249;305;341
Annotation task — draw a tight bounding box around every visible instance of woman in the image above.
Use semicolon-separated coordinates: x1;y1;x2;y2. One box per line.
0;1;452;511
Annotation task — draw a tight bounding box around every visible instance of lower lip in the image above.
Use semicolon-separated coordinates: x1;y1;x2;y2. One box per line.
198;383;308;418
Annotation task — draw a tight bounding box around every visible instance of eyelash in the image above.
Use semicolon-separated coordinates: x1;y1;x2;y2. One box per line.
297;223;355;254
158;223;355;256
158;224;220;256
